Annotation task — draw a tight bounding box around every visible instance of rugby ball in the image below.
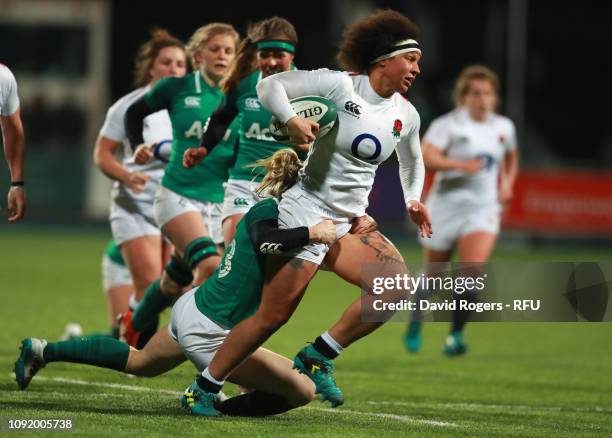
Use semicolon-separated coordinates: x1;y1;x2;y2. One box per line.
270;96;337;142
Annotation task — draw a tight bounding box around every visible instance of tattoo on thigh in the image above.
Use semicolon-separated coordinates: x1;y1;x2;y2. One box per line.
359;232;404;264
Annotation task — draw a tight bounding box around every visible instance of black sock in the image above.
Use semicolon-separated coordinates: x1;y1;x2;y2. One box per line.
196;375;222;394
313;336;338;360
135;315;159;349
217;391;294;416
452;291;477;333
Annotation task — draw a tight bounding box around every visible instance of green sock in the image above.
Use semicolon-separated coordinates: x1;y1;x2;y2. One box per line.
81;327;116;338
43;337;130;371
131;279;172;331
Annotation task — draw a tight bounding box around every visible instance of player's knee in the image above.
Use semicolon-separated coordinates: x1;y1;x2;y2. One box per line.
252;311;290;336
194;256;220;282
184;237;219;274
125;350;162;377
287;382;316;407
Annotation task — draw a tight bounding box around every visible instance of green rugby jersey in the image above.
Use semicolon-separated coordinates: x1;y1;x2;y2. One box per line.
194;198;280;328
227;70;303;182
104;240;125;266
145;71;238;202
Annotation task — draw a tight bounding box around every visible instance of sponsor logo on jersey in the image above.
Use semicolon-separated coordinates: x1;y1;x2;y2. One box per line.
343;101;362;117
234;197;250;206
351;133;382;163
184;96;201;108
245;122;275;141
260;242;283;254
392;119;402;139
499;135;506;144
245;97;261;110
475;153;495;171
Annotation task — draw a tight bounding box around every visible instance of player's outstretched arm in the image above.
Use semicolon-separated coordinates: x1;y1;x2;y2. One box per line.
1;109;26;222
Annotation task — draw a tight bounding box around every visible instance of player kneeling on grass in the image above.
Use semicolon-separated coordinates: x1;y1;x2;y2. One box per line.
14;149;374;416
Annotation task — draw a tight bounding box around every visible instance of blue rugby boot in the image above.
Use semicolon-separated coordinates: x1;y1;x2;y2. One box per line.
180;379;222;417
443;332;468;357
293;344;344;408
14;338;47;390
403;320;422;353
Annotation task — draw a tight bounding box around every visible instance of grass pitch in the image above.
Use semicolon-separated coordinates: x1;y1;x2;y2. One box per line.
1;226;611;437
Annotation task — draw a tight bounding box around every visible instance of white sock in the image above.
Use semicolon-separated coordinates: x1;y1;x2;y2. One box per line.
128;294;139;311
321;331;344;356
202;367;225;386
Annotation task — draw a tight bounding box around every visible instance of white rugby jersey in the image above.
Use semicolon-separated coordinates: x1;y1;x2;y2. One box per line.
0;64;20;116
257;68;424;216
99;86;172;207
425;107;516;206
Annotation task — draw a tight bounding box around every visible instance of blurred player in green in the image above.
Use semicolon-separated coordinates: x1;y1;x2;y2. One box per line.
123;23;240;346
183;16;308;246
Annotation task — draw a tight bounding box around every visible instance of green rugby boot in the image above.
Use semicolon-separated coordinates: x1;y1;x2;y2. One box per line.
403;320;422;353
443;332;468;357
180;380;222;417
14;338;47;390
293;344;344;408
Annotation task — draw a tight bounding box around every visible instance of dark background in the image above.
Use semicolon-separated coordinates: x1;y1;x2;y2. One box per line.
108;0;612;169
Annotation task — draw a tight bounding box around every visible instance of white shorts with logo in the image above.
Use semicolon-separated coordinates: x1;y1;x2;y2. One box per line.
154;185;224;244
420;196;501;251
101;255;132;293
109;202;161;246
168;288;229;371
221;179;263;221
277;184;352;266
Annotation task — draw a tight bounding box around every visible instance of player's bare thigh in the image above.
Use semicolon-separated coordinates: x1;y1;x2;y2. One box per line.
325;230;407;288
125;325;185;377
162;211;221;284
457;231;497;263
120;235;164;299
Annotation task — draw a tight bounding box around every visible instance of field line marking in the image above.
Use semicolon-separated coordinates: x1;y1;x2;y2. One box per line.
307;407;458;427
368;400;612;414
15;375;458;427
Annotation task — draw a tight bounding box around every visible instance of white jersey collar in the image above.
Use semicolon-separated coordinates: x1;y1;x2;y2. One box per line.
359;74;392;105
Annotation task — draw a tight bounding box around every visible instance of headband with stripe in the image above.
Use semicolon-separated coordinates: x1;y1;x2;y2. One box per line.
256;40;296;54
370;39;421;64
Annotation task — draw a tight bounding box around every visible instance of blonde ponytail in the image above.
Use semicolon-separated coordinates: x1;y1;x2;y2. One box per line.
248;149;302;198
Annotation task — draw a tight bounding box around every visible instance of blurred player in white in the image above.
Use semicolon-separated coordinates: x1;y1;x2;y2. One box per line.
0;64;26;222
405;65;519;356
93;29;187;336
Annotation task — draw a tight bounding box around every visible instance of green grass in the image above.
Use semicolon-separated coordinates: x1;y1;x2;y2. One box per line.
1;227;611;437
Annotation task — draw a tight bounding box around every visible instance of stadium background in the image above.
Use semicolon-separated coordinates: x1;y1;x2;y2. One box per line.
1;0;611;436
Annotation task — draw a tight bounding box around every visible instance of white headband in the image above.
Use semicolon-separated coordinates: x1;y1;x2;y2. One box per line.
370;39;421;64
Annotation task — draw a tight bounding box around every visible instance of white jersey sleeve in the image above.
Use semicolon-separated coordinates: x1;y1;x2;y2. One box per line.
0;65;20;116
500;117;517;152
256;68;352;123
423;115;452;150
395;109;425;204
99;93;133;142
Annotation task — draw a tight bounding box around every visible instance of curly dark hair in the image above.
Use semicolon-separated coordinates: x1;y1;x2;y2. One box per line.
337;9;420;73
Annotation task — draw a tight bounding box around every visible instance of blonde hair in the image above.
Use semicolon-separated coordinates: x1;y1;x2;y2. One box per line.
453;65;500;108
133;28;184;87
247;149;302;198
186;23;240;69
